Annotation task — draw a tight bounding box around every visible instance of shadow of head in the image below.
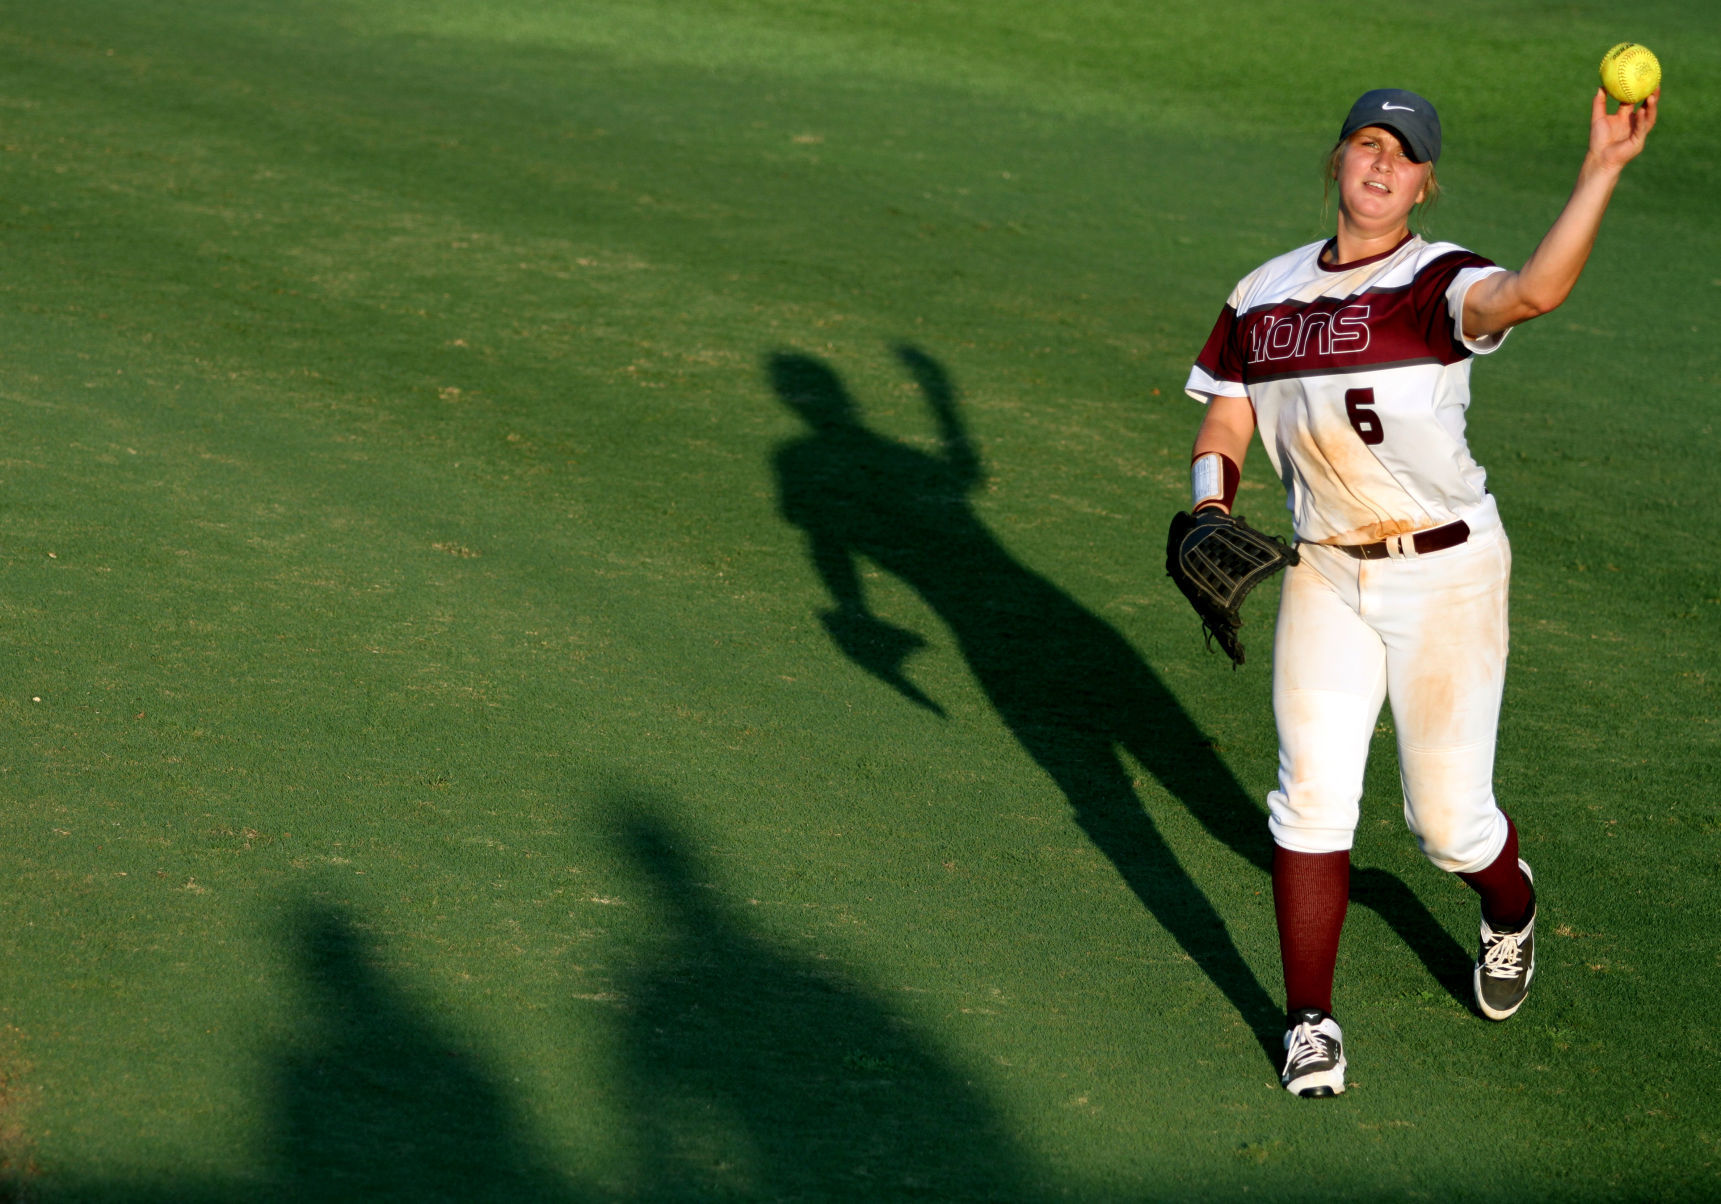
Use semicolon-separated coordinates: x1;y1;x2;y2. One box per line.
767;352;856;431
286;901;374;1007
616;805;708;911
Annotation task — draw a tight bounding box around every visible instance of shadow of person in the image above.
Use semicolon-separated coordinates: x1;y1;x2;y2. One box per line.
768;345;1470;1058
607;796;1045;1202
263;901;576;1204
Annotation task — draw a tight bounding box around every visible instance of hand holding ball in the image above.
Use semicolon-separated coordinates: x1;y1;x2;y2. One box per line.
1599;43;1660;105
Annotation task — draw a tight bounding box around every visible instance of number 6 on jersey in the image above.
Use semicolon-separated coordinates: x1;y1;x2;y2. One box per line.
1345;387;1384;445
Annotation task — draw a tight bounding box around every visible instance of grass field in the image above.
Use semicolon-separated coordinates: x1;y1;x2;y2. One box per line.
0;0;1717;1199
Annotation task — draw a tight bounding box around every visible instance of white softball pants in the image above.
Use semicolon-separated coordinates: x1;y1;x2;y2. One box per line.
1267;526;1512;873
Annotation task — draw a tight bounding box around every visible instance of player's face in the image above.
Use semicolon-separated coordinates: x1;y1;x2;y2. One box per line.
1334;127;1431;231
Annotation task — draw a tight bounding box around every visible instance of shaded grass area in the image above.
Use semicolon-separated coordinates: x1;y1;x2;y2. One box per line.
30;797;1046;1203
0;0;1715;1199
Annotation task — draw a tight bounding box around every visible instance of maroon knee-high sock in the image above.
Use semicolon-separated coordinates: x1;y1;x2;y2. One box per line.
1273;845;1350;1016
1457;813;1534;931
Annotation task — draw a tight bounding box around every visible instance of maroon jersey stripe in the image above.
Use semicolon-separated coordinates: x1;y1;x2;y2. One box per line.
1408;249;1497;357
1208;249;1495;386
1195;303;1243;383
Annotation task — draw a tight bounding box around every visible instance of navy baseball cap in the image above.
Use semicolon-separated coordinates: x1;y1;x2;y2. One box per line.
1339;89;1441;164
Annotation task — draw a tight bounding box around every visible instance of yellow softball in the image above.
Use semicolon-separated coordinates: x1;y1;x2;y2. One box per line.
1599;43;1660;105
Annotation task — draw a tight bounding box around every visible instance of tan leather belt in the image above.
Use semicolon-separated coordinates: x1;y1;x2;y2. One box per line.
1336;519;1471;560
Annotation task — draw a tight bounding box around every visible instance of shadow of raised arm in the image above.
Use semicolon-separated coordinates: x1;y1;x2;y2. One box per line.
895;342;981;489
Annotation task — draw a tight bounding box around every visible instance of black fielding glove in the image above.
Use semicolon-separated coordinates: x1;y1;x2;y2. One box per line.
1165;507;1299;667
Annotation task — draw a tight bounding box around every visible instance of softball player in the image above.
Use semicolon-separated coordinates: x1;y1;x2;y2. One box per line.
1183;86;1658;1096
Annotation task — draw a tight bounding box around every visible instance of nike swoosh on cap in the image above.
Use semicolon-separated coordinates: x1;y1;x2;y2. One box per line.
1381;102;1416;111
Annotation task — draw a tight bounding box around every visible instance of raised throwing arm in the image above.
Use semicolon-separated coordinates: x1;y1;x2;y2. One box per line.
1462;89;1659;339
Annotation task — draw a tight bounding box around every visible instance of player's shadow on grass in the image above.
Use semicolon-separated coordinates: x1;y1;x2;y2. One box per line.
60;852;1040;1201
767;346;1473;1056
260;807;1042;1202
261;901;577;1203
604;794;1044;1201
44;902;585;1203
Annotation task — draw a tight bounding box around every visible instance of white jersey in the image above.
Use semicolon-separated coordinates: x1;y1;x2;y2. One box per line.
1185;233;1510;546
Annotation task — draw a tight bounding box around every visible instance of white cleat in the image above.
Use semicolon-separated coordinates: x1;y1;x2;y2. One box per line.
1475;859;1536;1021
1281;1009;1346;1097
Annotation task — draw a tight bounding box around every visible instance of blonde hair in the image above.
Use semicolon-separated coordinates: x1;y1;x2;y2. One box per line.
1322;140;1441;231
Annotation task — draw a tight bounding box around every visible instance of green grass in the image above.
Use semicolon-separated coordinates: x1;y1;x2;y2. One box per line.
0;0;1716;1198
